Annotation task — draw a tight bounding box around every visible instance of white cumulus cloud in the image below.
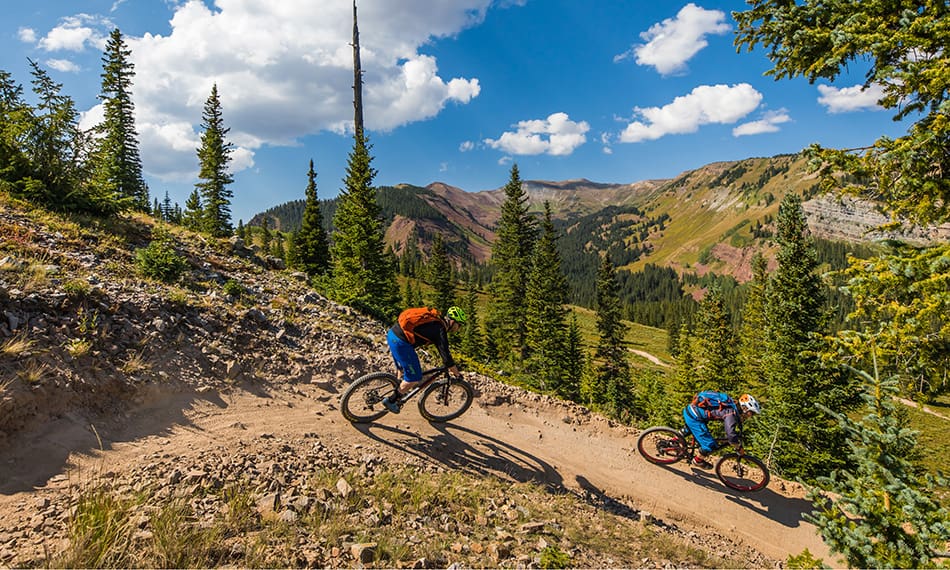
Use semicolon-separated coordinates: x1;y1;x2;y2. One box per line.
484;112;590;156
459;140;475;152
18;28;37;43
45;59;81;73
817;83;886;113
616;3;730;76
732;109;791;136
38;14;110;52
30;1;493;181
620;83;763;143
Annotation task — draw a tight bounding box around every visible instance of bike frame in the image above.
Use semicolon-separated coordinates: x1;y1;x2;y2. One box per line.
393;366;450;405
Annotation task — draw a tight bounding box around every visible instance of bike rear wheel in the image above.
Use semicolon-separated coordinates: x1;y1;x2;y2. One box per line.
340;372;399;423
418;377;474;422
637;426;689;465
715;453;770;492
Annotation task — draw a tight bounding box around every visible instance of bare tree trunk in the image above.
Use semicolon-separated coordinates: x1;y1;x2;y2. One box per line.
351;0;364;137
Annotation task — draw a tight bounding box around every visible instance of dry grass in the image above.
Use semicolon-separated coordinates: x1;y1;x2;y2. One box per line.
1;334;34;357
121;351;151;375
49;465;739;569
16;360;47;384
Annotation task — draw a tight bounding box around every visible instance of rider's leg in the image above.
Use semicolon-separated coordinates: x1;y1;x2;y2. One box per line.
384;331;423;412
683;408;716;468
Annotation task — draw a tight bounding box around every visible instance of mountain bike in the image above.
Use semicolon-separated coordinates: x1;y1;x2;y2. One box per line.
636;425;770;492
340;366;474;424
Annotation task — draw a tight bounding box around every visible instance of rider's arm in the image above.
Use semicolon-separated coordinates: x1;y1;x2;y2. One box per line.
432;323;457;371
723;411;743;451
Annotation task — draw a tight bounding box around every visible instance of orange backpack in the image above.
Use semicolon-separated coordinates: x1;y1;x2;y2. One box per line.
398;307;443;344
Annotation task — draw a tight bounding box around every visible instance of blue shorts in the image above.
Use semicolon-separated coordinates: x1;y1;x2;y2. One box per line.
387;329;422;382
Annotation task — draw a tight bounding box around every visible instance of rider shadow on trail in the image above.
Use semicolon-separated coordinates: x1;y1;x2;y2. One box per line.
647;462;813;528
352;422;566;492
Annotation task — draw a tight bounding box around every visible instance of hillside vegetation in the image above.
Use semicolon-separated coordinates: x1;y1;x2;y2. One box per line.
0;195;782;568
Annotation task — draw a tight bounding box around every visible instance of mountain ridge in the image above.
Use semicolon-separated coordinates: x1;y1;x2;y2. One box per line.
252;152;950;284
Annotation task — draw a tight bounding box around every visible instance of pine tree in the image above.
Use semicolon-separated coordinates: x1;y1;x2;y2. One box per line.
182;189;203;231
260;217;272;252
92;28;147;210
160;190;174;223
561;313;584;402
754;193;852;482
738;253;769;394
593;254;632;416
295;159;330;276
671;322;701;411
427;234;455;313
195;84;234;237
329;2;397;320
402;279;415;310
271;232;285;260
524;202;569;393
285;230;300;266
807;361;950;568
236;219;245;240
459;278;483;360
21;60;115;214
693;286;738;392
486;164;536;362
329;129;397;319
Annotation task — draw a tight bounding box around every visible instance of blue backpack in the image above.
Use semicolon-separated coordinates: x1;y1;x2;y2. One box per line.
692;390;735;412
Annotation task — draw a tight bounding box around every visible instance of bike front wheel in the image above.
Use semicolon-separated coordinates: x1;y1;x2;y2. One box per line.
418;377;474;422
340;372;399;423
637;426;688;465
715;453;770;492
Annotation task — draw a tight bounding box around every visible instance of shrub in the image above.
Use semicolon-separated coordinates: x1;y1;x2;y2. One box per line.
63;278;91;299
135;228;188;283
222;279;244;298
539;545;571;569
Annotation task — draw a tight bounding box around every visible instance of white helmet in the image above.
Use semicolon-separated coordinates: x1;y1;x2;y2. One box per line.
738;393;761;415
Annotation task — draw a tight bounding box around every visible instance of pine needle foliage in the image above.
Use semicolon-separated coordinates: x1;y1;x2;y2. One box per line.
754;193;853;482
195;84;234;237
330;129;398;320
735;0;950;226
92;28;147;210
486;164;536;362
294;159;330;277
592;254;632;416
427;233;455;313
807;361;950;569
524;202;570;394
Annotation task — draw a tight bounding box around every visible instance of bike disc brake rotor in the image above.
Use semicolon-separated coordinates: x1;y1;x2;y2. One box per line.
363;388;383;407
658;437;683;457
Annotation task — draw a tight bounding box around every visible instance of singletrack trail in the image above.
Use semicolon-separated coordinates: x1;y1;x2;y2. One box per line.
0;377;830;564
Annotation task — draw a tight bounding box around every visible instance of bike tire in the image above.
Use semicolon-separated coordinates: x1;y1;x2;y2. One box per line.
715;453;770;492
418;377;474;422
340;372;399;423
637;426;688;465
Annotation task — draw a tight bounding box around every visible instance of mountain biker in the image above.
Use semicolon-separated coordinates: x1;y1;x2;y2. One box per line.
683;392;761;469
382;306;466;414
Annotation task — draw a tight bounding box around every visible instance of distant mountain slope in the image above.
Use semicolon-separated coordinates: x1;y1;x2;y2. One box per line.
250;152;949;280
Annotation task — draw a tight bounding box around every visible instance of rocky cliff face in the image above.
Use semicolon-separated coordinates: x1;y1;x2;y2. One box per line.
803;194;950;245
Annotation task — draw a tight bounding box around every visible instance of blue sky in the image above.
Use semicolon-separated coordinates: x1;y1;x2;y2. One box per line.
2;1;907;223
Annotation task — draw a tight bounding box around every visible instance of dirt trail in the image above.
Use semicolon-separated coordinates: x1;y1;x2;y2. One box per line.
0;378;830;564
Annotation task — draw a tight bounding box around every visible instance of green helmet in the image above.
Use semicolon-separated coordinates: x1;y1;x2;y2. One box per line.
445;306;467;324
